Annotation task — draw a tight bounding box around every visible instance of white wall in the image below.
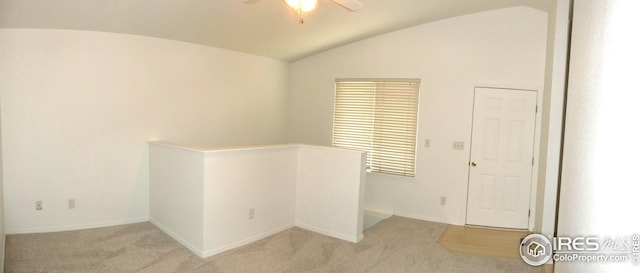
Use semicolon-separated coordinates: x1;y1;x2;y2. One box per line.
557;1;640;272
202;145;298;257
149;143;205;254
287;7;548;226
295;145;366;242
0;29;289;233
534;0;571;237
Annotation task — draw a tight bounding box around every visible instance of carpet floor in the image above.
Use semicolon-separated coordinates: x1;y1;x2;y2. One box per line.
5;216;539;273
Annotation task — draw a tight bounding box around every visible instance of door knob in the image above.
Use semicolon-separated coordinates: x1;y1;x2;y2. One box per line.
471;161;477;167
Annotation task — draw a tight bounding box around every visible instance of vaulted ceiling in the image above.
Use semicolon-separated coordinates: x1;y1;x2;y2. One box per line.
0;0;550;61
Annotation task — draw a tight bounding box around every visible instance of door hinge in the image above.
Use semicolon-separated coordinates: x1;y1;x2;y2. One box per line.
532;157;534;165
528;209;531;217
536;105;538;113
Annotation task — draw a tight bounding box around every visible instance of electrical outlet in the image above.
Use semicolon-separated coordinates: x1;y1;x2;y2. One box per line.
68;199;75;209
36;201;43;211
440;196;447;205
424;139;431;148
249;208;255;220
452;141;465;150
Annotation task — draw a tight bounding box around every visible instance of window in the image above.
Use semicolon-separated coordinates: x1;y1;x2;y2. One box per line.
332;79;420;177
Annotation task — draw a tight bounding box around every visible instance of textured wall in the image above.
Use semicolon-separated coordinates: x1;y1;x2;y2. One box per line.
557;0;640;272
287;7;547;227
0;29;289;233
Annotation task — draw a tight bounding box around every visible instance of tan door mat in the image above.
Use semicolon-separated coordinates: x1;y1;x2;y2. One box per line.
437;224;530;259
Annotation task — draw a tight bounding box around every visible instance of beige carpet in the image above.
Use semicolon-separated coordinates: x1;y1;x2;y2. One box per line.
5;216;538;273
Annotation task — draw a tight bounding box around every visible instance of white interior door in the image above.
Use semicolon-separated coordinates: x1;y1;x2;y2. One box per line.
466;87;537;229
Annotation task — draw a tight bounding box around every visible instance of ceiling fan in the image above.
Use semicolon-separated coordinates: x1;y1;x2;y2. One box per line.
243;0;364;24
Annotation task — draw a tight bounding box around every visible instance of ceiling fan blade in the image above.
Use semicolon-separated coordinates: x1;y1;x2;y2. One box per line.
330;0;363;11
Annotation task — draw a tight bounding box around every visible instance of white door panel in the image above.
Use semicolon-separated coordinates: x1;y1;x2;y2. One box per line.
466;87;537;229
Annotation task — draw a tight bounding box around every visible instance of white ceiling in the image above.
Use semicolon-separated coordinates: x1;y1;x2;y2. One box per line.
0;0;550;61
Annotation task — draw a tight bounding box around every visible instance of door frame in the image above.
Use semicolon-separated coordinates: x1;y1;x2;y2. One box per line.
465;85;542;231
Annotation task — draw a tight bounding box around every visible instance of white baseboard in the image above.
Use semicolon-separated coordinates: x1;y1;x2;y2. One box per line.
149;218;205;257
151;219;295;259
364;209;392;219
5;217;150;235
201;223;294;258
391;211;464;226
294;222;362;243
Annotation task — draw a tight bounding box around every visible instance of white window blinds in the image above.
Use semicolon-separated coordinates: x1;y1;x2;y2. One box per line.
332;79;420;177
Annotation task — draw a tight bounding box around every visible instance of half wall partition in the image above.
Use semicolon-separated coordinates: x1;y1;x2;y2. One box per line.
149;142;366;258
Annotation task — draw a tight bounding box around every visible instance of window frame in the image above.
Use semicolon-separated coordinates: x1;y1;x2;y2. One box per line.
332;78;420;178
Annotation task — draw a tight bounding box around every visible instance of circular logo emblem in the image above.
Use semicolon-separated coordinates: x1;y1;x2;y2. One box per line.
520;234;552;266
